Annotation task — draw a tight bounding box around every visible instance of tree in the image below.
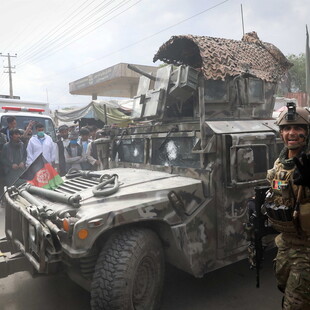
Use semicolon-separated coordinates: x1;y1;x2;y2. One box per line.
287;53;306;92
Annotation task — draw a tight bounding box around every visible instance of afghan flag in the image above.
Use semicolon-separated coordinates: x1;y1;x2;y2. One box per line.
20;153;64;190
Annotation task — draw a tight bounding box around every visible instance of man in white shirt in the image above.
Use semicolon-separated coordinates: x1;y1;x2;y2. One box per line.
26;123;56;167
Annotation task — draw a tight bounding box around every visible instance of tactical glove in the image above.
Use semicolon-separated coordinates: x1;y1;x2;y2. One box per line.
293;153;310;187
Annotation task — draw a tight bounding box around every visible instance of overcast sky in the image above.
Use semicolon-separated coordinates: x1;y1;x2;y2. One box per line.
0;0;309;109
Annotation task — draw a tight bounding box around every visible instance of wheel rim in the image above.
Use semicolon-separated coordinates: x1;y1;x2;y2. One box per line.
132;256;157;308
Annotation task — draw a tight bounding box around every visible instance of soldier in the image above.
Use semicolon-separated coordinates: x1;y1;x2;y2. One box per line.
265;102;310;309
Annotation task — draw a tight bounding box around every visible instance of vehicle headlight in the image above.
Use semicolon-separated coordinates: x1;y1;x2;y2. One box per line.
29;224;36;243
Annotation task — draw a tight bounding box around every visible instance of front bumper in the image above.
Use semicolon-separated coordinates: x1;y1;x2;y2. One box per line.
0;237;34;278
4;189;61;274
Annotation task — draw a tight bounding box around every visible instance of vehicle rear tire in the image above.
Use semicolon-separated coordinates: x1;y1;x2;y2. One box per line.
90;228;165;310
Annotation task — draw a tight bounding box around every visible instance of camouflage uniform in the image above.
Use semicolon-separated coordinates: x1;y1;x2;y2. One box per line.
267;147;310;310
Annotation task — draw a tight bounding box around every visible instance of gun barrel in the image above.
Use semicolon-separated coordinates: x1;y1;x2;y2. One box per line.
127;64;156;81
24;184;81;207
254;186;269;207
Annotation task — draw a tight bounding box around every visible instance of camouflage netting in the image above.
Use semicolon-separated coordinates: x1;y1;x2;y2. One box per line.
153;31;292;82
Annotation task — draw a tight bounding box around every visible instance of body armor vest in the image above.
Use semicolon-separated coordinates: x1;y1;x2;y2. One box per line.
266;159;310;236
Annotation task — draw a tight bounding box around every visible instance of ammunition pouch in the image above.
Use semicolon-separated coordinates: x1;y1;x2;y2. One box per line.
268;217;296;234
264;201;296;234
263;202;293;222
299;202;310;234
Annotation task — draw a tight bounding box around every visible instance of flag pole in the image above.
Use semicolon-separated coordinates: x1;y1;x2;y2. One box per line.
0;153;43;202
0;170;27;202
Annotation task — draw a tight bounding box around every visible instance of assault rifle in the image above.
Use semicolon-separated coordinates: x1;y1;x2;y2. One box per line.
244;186;277;288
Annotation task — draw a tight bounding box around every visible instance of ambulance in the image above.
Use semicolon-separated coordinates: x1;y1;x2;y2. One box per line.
0;98;56;141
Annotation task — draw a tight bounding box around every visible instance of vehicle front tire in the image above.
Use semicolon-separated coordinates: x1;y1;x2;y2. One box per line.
90;228;165;310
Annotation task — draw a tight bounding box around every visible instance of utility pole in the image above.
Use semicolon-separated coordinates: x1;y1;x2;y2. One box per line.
1;53;17;98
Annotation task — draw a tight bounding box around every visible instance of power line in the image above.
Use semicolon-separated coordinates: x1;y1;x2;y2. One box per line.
8;0;230;93
1;0;87;54
18;0;120;65
43;0;230;79
18;0;141;67
18;0;98;61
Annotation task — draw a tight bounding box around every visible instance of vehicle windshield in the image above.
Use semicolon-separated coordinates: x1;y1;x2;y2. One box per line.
116;136;200;168
151;137;200;168
0;115;56;141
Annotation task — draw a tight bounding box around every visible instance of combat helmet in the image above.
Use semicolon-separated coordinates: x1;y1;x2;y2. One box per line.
276;101;310;127
276;101;310;149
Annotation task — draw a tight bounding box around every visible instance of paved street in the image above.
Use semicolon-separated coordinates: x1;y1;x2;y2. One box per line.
0;206;282;310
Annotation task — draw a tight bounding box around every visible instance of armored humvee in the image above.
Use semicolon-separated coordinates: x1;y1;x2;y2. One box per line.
0;32;291;309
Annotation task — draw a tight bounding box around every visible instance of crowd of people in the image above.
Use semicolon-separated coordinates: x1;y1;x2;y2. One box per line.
0;116;101;190
56;123;100;176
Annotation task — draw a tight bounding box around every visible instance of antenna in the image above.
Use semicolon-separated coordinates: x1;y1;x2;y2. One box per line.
241;4;245;36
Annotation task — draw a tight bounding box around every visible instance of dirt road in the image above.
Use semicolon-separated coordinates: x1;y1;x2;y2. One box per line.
0;207;282;310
